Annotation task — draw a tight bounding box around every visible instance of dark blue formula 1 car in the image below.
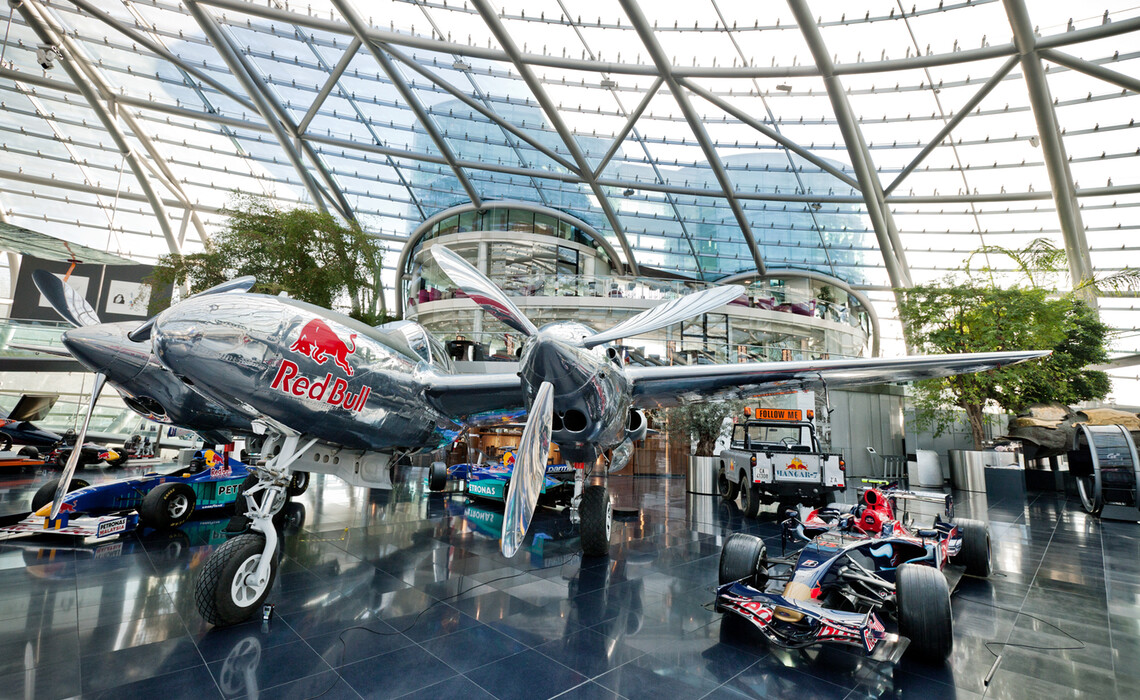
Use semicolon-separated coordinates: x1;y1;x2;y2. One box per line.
1;450;310;540
715;486;991;662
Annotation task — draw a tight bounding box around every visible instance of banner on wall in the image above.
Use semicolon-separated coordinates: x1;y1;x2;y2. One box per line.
11;256;173;324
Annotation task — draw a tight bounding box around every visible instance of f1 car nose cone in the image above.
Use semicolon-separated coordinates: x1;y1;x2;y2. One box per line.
61;322;149;381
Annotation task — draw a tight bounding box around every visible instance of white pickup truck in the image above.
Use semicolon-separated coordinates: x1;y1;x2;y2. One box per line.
717;409;846;517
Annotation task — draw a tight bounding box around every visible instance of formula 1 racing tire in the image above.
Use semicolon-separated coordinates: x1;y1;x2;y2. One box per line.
952;518;992;577
897;563;953;662
31;477;90;511
740;482;761;518
286;471;309;497
17;446;39;459
719;533;768;587
718;465;739;501
428;461;448;492
195;533;278;627
580;485;612;557
0;435;11;452
140;482;196;529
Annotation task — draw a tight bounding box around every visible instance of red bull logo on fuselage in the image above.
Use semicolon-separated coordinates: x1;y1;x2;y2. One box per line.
271;318;372;413
290;319;357;376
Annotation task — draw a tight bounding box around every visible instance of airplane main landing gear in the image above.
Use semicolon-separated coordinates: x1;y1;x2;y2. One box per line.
570;461;613;557
195;432;315;626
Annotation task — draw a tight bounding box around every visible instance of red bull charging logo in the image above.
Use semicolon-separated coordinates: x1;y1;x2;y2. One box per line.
272;318;371;413
290;319;357;376
785;457;808;470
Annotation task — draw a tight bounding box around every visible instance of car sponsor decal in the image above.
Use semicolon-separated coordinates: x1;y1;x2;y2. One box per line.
863;613;885;652
775;456;820;481
468;481;504;498
217;482;241;498
96;517;128;538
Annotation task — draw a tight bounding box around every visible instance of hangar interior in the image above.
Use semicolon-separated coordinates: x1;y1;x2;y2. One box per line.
0;1;1139;699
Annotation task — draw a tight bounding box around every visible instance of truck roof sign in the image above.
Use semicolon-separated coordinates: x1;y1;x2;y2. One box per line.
754;408;803;421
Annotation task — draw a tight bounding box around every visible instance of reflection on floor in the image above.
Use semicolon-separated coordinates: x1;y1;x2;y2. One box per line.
0;463;1135;699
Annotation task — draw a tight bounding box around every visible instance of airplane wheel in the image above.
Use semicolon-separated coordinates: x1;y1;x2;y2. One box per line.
428;461;448;492
580;485;612;557
897;563;953;662
717;467;739;501
952;519;992;577
195;533;278;627
719;533;768;587
140;482;196;529
739;482;761;518
287;471;309;497
30;478;90;511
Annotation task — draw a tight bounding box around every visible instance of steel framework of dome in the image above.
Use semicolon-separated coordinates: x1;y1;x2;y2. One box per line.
1;0;1138;390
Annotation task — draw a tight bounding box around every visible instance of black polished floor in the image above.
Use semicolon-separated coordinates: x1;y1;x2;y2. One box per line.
0;463;1135;700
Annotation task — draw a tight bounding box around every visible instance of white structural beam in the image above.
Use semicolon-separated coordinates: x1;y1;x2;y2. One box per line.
297;37;362;136
1002;0;1096;302
786;0;912;290
619;0;766;276
330;0;482;209
471;0;640;274
17;0;181;255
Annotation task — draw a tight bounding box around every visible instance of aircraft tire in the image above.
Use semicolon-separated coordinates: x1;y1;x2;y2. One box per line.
30;477;90;511
719;533;768;587
195;533;278;627
140;482;196;529
897;563;953;662
580;485;612;557
287;471;310;497
952;518;992;576
428;461;448;492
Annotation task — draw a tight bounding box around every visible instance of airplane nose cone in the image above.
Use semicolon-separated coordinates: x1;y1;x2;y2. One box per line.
151;295;252;379
61;322;150;381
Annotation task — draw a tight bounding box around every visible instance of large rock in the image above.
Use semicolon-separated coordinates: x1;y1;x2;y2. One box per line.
1007;404;1140;460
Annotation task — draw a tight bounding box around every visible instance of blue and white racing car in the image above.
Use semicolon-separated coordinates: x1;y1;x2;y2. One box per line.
2;450;310;539
715;486;991;662
458;446;576;505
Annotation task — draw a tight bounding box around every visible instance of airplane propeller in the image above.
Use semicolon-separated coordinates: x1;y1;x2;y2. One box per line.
48;372;105;520
31;269;100;328
430;246;745;348
500;381;554;558
430;246;743;556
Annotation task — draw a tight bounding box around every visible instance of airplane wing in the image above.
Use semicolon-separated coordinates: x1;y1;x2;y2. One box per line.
423;372;526;418
627;350;1049;408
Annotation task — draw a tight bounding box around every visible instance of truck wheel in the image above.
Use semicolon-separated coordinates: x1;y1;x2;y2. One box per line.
740;482;761;518
897;563;953;662
195;533;278;627
719;533;768;587
717;466;739;501
952;518;992;576
580;485;612;557
428;461;448;492
31;478;90;511
140;482;196;529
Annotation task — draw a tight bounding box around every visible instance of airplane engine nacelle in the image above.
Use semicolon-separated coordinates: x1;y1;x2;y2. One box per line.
626;409;647;443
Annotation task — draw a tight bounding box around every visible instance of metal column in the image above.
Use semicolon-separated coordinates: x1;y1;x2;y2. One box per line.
1002;0;1096;303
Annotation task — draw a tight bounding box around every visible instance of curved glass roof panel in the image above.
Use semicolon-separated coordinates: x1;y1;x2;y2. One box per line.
1;0;1139;400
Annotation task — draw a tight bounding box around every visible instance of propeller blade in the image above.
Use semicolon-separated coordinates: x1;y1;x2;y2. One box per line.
49;372;106;520
430;246;538;337
127;275;256;342
31;269;100;328
500;381;554;557
583;284;746;348
608;437;635;474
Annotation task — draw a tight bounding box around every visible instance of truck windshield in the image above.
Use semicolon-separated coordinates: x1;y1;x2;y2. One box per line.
747;424;809;447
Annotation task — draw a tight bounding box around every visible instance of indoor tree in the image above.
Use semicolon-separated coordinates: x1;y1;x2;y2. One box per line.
663;400;744;456
149;195;390;325
898;261;1112;450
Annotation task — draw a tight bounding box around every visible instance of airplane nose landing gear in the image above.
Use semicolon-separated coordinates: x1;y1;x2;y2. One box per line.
195;432;314;626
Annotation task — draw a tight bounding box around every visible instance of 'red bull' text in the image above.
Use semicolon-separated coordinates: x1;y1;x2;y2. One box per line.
271;359;371;412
